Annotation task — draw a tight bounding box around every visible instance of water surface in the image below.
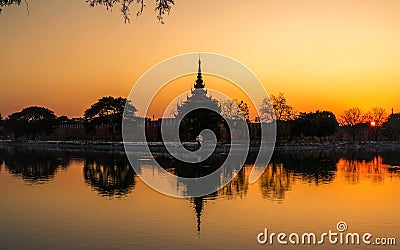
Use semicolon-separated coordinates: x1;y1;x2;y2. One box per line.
0;146;399;249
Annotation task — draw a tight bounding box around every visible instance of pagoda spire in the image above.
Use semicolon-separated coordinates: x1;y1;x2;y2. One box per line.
194;55;205;89
198;55;202;73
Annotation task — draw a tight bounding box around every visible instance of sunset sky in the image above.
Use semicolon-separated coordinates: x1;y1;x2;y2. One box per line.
1;0;400;119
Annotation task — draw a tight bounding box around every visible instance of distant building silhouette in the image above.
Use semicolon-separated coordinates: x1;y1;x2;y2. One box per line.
4;57;390;142
176;57;220;117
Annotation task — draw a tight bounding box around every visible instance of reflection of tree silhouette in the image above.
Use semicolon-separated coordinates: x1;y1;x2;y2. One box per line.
341;160;361;184
218;166;249;199
259;162;292;201
334;149;400;184
337;156;388;184
380;150;400;167
273;151;338;185
340;149;377;163
257;151;339;201
0;146;67;184
84;153;135;198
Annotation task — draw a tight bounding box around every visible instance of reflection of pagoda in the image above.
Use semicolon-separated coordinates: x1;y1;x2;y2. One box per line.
192;196;206;235
176;57;220;117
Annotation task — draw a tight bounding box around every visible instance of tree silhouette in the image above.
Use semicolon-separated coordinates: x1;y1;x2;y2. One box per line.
237;100;250;122
340;107;364;126
221;99;241;120
84;96;137;141
311;111;339;140
260;93;295;122
383;114;400;140
364;107;388;127
0;0;175;23
293;111;338;141
220;99;249;121
0;0;22;14
57;115;70;125
5;106;57;140
339;107;365;141
364;107;388;141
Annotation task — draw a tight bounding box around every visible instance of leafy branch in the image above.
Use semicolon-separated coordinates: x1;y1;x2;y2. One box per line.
0;0;175;23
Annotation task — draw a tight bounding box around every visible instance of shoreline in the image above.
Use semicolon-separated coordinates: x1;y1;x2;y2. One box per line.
1;140;400;154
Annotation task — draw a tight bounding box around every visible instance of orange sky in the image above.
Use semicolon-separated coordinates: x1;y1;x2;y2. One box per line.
1;0;400;119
